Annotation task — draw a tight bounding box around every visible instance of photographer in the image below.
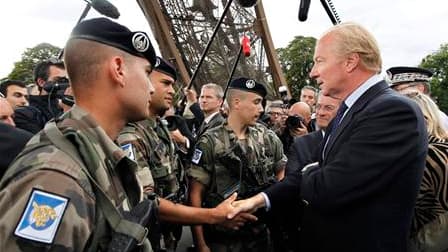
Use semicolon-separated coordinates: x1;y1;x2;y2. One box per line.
280;101;312;152
164;106;195;156
14;59;68;134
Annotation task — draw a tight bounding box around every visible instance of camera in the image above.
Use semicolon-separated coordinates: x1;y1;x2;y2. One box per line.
43;77;70;98
164;115;179;131
285;115;305;129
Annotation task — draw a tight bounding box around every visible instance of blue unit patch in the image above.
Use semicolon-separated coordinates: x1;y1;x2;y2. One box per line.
15;189;69;244
192;148;202;164
121;143;135;160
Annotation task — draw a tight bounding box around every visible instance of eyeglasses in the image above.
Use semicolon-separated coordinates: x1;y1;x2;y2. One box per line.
316;104;336;112
268;111;286;117
0;92;4;98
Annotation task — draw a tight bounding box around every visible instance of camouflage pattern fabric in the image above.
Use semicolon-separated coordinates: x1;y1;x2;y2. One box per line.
189;121;286;190
0;105;143;251
117;117;184;251
117;117;181;199
188;121;286;252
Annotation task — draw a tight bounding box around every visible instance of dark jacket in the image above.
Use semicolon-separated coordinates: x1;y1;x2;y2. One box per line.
196;112;225;138
14;95;62;134
0;123;32;178
286;130;323;176
265;81;428;252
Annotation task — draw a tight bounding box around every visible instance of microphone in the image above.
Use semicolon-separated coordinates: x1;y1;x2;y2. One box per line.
237;0;258;8
85;0;120;19
298;0;311;22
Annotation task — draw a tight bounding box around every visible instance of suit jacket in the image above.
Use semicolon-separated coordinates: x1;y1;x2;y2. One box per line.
0;123;33;177
286;130;324;176
265;81;428;252
196;112;225;138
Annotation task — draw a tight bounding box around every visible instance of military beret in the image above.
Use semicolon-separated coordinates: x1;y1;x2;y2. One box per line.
154;57;177;81
228;77;267;98
386;66;433;87
69;18;156;66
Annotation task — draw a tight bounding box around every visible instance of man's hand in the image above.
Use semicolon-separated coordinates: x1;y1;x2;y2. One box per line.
290;122;308;137
169;129;187;145
212;193;257;229
228;193;266;219
184;88;198;104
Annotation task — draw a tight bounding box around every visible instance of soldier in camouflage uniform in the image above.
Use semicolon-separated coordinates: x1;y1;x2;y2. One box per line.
189;77;287;252
117;57;185;251
117;58;257;252
0;18;251;252
0;18;158;251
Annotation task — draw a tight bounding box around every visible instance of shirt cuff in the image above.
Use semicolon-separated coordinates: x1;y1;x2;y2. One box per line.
185;137;190;149
260;192;271;211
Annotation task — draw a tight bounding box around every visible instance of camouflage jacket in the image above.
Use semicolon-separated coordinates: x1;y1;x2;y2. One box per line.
117;117;182;200
0;105;143;252
188;121;287;204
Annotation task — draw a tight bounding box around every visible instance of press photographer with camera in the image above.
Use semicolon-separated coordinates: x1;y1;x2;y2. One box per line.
279;101;312;152
14;59;68;134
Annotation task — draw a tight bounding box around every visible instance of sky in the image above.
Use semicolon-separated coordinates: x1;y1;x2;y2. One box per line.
1;0;447;79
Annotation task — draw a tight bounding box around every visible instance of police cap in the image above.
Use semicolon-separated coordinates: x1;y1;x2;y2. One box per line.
228;77;267;98
154;57;177;81
69;18;156;66
386;66;433;87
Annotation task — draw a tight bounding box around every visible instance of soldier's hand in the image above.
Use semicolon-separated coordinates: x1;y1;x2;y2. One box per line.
219;212;258;230
213;193;257;226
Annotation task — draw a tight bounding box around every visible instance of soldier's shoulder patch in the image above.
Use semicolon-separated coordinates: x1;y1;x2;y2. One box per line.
121;143;135;160
192;148;203;164
15;189;69;244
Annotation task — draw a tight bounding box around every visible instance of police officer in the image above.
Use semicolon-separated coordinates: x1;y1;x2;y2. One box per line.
387;66;448;130
188;77;286;252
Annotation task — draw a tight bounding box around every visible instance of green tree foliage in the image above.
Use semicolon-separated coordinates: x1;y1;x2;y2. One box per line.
8;43;61;83
277;35;317;100
420;43;448;113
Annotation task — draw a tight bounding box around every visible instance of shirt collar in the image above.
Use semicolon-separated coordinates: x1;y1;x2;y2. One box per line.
345;74;383;109
204;111;219;124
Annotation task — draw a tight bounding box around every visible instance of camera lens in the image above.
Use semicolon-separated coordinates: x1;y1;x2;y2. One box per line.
286;115;303;129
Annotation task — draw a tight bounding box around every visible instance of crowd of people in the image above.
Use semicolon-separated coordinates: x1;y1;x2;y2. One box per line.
0;17;447;252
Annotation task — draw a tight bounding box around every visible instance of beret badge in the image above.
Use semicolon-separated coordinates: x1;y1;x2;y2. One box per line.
245;79;256;89
132;32;150;52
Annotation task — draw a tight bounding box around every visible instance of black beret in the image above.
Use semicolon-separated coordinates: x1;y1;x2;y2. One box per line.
69;18;156;66
386;66;433;87
228;77;267;98
154;57;177;81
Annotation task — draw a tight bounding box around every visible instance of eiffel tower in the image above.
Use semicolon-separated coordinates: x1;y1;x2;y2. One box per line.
137;0;287;99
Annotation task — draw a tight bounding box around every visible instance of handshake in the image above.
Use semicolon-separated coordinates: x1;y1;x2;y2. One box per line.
214;192;267;230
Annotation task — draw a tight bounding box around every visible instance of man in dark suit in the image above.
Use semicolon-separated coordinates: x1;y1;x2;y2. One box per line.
231;22;428;252
196;83;225;137
286;94;341;175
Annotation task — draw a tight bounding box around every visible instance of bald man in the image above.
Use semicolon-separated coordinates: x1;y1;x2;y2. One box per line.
280;101;312;152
